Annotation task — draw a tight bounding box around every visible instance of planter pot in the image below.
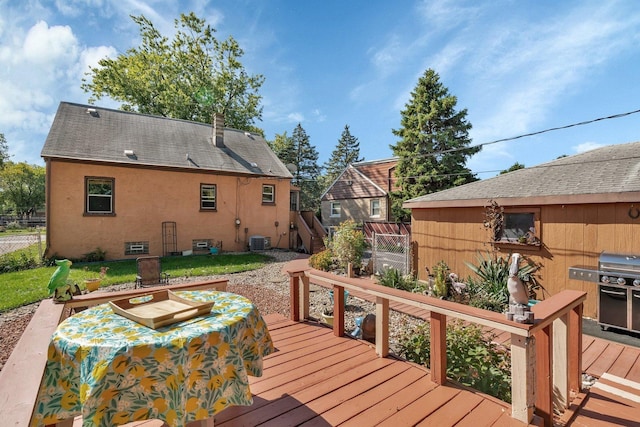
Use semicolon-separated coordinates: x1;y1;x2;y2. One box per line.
321;312;334;326
84;279;101;292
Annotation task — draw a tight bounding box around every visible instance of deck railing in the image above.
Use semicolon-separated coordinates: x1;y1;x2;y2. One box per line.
286;266;586;426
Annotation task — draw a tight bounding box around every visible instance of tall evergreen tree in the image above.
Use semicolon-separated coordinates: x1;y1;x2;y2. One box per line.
323;125;364;187
390;69;480;222
0;133;8;169
290;124;322;211
268;131;296;167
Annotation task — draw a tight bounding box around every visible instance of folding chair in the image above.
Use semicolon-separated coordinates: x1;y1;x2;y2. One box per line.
135;256;170;288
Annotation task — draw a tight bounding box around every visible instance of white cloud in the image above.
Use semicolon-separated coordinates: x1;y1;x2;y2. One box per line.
573;142;604;154
287;112;304;123
23;21;78;66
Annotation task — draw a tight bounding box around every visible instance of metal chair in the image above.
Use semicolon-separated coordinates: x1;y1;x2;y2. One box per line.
135;256;170;288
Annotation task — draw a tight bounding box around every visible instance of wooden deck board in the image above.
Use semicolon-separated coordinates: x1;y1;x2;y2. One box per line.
606;346;639;379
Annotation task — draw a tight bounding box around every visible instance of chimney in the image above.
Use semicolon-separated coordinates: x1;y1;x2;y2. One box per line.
213;113;225;148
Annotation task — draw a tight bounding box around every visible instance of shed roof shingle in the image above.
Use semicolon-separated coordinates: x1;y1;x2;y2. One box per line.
404;141;640;208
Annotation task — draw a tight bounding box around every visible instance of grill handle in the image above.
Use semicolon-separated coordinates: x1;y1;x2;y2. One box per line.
601;289;626;297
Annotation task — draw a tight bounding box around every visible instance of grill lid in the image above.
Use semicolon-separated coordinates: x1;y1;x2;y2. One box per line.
599;252;640;275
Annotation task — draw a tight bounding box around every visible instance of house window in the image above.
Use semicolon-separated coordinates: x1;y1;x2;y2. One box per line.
290;191;299;211
201;184;216;210
499;208;541;245
86;177;114;214
262;184;275;204
330;202;341;218
125;241;149;255
370;199;380;217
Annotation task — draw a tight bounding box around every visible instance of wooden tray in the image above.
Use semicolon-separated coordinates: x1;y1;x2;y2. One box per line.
109;290;214;329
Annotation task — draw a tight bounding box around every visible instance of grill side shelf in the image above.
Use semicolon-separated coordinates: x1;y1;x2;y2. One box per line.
568;267;601;283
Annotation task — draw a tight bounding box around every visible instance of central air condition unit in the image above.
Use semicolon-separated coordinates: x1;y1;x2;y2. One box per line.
249;235;266;251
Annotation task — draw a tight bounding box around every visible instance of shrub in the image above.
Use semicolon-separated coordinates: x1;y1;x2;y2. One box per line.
0;251;40;273
309;249;334;271
377;267;415;292
398;319;512;403
464;251;542;312
327;220;367;271
82;247;107;262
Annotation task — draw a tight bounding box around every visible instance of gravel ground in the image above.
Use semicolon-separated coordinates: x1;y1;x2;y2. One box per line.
0;251;423;371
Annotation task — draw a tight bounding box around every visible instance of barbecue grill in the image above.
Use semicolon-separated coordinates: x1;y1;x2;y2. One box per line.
569;252;640;332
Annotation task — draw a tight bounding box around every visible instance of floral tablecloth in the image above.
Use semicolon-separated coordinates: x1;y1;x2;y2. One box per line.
31;290;274;427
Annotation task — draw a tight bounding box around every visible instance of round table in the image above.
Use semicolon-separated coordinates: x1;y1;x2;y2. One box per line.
32;290;274;427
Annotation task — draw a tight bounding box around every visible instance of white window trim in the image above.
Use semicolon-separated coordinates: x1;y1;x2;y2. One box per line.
370;199;381;218
330;202;341;218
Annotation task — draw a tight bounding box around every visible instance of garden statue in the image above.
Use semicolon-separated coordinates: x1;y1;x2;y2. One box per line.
47;259;80;303
505;253;534;323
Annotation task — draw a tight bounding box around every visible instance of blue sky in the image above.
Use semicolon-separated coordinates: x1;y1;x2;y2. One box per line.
1;1;639;178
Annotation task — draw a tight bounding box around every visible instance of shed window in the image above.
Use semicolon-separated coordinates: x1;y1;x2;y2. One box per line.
370;199;380;217
201;184;216;210
86;177;114;214
498;208;541;246
330;202;341;218
262;184;275;204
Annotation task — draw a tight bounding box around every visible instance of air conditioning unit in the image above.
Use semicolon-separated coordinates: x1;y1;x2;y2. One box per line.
249;235;267;251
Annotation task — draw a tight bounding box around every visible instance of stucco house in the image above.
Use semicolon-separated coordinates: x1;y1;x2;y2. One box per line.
403;141;640;319
41;102;293;261
320;158;399;229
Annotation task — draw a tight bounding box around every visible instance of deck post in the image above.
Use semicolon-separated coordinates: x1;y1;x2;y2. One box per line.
511;334;535;424
568;303;583;394
430;311;447;385
333;285;345;337
300;275;310;320
289;274;300;321
553;314;569;412
375;297;389;357
534;324;553;426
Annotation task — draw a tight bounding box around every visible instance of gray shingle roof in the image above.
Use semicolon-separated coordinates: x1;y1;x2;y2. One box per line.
41;102;293;178
404;141;640;208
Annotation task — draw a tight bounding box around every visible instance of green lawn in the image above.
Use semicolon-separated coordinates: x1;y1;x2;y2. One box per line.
0;251;272;313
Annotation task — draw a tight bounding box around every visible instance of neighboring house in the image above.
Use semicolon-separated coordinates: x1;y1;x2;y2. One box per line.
41;102;293;261
403;141;640;319
320;158;399;229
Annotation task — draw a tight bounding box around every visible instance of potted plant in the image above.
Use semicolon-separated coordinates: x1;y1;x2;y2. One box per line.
321;305;334;326
84;266;108;292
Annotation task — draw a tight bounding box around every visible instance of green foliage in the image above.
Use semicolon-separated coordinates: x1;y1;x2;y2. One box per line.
291;124;322;211
0;132;8;169
323;125;364;187
0;244;42;273
389;69;480;222
309;249;334;271
82;12;264;133
464;251;542;312
82;247;107;262
0;161;45;217
432;260;449;298
500;162;525;174
327;220;367;271
0;253;271;312
398;320;512;403
377;267;415;292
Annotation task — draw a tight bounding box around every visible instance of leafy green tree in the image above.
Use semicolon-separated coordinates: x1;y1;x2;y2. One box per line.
323;125;364;188
0;162;45;217
390;69;480;222
0;133;9;169
500;162;525;174
82;12;264;133
268;131;297;167
289;124;322;211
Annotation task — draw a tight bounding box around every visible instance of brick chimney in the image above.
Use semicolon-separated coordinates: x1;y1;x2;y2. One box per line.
213;113;225;148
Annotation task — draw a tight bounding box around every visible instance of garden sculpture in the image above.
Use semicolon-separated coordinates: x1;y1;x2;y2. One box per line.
448;273;467;294
505;253;534;323
47;259;79;302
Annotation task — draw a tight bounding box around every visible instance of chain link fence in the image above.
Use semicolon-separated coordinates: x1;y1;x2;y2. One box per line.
0;232;45;258
371;233;411;276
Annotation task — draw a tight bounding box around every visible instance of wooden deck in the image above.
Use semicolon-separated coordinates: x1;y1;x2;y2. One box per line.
216;314;525;427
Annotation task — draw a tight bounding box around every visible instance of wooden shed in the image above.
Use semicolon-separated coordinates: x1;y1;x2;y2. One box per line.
403;141;640;318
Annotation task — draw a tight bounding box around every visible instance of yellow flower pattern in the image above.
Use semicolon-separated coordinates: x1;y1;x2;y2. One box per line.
31;291;274;427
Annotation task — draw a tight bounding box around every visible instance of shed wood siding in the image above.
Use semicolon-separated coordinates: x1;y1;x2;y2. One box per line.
411;203;640;319
47;160;291;260
321;197;389;227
